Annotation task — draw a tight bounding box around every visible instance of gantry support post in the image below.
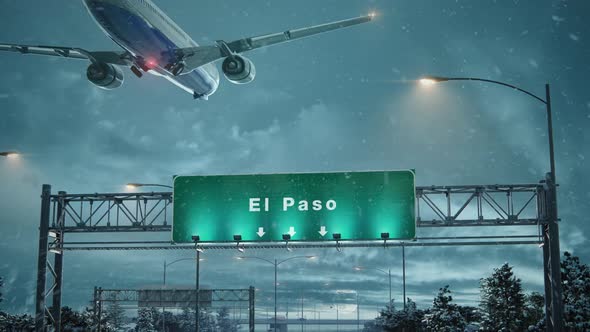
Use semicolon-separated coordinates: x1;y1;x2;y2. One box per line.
542;173;563;331
51;191;66;332
35;184;51;332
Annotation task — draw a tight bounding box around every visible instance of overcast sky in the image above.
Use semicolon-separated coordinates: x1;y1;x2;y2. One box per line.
0;0;589;323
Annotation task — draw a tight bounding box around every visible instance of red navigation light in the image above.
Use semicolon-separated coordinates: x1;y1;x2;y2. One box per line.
145;57;158;69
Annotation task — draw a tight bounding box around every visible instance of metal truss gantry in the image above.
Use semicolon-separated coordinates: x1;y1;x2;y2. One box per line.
91;287;255;332
35;179;562;331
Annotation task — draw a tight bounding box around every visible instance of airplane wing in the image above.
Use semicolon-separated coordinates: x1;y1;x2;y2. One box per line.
176;14;374;74
0;43;131;66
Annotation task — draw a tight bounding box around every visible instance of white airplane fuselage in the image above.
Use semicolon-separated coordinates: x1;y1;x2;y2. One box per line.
82;0;220;98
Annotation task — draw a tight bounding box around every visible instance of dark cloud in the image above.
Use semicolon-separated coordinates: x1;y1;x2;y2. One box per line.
0;0;589;322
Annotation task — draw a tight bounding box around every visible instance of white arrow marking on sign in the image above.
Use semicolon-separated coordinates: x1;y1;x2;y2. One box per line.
318;226;328;237
288;227;296;237
256;227;265;237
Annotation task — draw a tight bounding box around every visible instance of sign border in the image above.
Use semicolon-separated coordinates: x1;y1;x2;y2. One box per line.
172;169;416;243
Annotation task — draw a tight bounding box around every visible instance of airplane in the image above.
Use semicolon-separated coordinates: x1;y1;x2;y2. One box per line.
0;0;374;100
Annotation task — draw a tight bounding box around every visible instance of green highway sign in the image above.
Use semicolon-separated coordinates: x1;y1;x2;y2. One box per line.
172;170;416;243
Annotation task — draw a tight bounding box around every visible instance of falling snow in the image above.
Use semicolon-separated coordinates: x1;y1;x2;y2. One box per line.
551;15;565;22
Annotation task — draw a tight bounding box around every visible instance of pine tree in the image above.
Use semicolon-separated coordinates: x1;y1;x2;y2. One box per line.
374;299;397;330
561;251;590;330
391;298;424;331
0;312;35;331
199;308;217;332
523;292;545;330
105;296;126;331
425;285;466;332
149;307;161;330
456;305;480;325
217;306;237;332
179;307;196;332
371;298;424;331
136;307;157;332
0;276;3;306
479;263;526;332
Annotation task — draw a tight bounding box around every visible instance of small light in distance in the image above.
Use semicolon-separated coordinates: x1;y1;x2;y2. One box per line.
368;11;377;19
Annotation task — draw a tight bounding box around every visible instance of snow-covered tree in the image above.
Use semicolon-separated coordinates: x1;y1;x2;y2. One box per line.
392;299;424;331
561;251;590;330
0;276;3;306
523;292;545;331
369;298;425;331
0;311;35;331
199;309;217;332
424;285;466;331
373;300;397;330
178;307;196;331
363;319;382;332
136;307;157;332
479;263;526;332
217;306;237;332
456;305;480;325
105;296;126;331
61;306;95;331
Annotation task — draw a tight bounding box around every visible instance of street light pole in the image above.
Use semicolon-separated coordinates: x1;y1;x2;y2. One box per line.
402;244;406;310
419;76;563;331
300;292;304;332
336;304;339;332
388;269;392;307
162;257;202;332
354;267;392;305
237;255;315;332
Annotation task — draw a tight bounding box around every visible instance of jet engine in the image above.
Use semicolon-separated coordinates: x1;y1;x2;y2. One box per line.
86;62;124;89
221;55;256;84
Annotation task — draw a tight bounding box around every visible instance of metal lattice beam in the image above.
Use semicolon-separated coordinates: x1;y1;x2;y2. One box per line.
47;183;546;236
416;184;546;226
49;192;172;232
95;288;252;303
35;182;553;332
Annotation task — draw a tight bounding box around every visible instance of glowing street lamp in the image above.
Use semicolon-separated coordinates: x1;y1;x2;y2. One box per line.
418;78;438;86
418;74;563;329
126;183;172;190
0;151;19;158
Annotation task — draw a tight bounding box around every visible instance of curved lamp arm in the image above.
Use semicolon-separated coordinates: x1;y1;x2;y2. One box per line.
127;183;173;189
421;76;547;104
